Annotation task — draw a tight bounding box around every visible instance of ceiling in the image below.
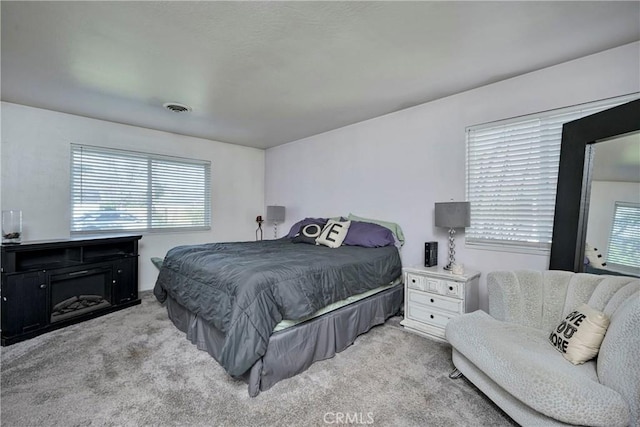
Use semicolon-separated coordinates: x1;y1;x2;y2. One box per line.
2;2;639;149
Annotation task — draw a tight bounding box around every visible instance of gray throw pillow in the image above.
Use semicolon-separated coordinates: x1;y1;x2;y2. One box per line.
292;222;325;244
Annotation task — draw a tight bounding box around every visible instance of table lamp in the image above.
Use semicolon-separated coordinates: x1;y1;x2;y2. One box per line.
266;206;285;239
435;201;470;270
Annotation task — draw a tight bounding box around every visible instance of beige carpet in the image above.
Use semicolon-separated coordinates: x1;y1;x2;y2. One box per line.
1;292;515;426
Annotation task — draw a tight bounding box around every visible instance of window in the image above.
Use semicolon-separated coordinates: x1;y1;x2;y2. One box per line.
606;202;640;271
465;94;638;252
71;144;211;233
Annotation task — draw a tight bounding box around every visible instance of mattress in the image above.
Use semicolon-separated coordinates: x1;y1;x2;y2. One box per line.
273;277;402;332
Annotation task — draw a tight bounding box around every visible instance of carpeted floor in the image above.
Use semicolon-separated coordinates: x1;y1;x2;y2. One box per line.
1;292;515;426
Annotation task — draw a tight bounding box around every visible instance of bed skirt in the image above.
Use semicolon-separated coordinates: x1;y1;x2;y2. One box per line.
164;283;403;396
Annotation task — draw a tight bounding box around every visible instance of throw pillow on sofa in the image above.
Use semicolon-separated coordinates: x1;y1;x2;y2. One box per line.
548;303;610;365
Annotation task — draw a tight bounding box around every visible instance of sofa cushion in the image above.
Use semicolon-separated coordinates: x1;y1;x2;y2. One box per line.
487;270;573;332
587;276;638;312
601;280;640;316
446;310;630;426
562;274;608;318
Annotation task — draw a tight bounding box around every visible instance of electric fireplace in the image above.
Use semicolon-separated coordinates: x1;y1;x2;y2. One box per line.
49;267;112;323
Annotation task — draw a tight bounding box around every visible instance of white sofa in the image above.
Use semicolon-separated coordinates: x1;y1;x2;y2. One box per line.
445;270;639;426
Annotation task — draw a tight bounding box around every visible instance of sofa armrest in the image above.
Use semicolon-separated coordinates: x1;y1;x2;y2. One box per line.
487;271;523;323
598;292;640;427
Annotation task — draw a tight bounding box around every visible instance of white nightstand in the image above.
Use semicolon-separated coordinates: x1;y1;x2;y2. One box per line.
400;266;480;341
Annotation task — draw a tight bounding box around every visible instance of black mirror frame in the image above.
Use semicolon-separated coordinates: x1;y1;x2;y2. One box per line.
549;98;640;272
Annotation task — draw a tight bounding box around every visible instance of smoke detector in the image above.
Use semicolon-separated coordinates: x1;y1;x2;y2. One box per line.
163;102;192;113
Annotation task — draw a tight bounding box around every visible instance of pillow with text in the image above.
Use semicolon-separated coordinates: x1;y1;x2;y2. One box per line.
548;303;610;365
292;221;327;244
286;217;328;239
316;219;351;248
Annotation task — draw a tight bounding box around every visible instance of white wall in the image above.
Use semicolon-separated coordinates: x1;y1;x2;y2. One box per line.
1;102;265;290
265;42;640;311
586;180;640;259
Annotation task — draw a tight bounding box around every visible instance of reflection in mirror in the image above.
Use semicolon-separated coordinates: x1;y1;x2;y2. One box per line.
584;132;640;277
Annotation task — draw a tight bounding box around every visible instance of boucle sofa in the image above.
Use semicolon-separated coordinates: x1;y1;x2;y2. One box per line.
445;270;639;426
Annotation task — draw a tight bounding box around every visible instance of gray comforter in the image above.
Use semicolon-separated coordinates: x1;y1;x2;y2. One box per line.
154;239;401;376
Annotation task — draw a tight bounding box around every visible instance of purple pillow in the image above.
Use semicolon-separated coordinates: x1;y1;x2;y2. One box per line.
286;217;328;239
343;221;395;248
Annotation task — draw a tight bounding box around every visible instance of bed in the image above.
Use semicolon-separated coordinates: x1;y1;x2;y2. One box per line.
154;227;403;396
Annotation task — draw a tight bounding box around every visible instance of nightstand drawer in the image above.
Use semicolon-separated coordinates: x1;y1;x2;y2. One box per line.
407;271;464;299
420;278;464;299
408;290;463;314
425;278;440;293
406;273;426;291
407;304;453;329
443;281;463;298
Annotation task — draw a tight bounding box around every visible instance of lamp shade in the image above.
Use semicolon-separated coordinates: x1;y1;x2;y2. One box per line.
266;205;285;223
434;202;470;229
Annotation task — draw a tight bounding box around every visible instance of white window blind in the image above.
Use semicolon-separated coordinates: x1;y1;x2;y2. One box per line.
71;144;211;233
466;94;638;252
606;202;640;270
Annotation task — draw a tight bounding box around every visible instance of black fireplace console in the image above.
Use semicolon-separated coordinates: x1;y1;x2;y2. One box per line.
1;235;142;346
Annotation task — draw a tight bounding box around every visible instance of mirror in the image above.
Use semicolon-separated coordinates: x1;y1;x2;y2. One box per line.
549;99;640;273
584;132;640;276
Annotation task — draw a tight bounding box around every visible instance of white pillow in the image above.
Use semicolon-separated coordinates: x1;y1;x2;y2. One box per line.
585;242;607;268
316;220;351;248
548;303;610;365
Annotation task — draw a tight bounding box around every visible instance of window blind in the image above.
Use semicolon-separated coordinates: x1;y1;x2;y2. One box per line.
466;94;638;251
606;202;640;270
71;144;211;233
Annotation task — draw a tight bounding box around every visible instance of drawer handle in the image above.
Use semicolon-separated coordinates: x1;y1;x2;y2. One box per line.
69;270;90;276
430;298;434;303
449;286;454;291
430;314;434;319
412;279;416;283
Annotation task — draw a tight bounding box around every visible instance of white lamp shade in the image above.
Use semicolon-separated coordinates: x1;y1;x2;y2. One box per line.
435;202;470;229
266;206;285;223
